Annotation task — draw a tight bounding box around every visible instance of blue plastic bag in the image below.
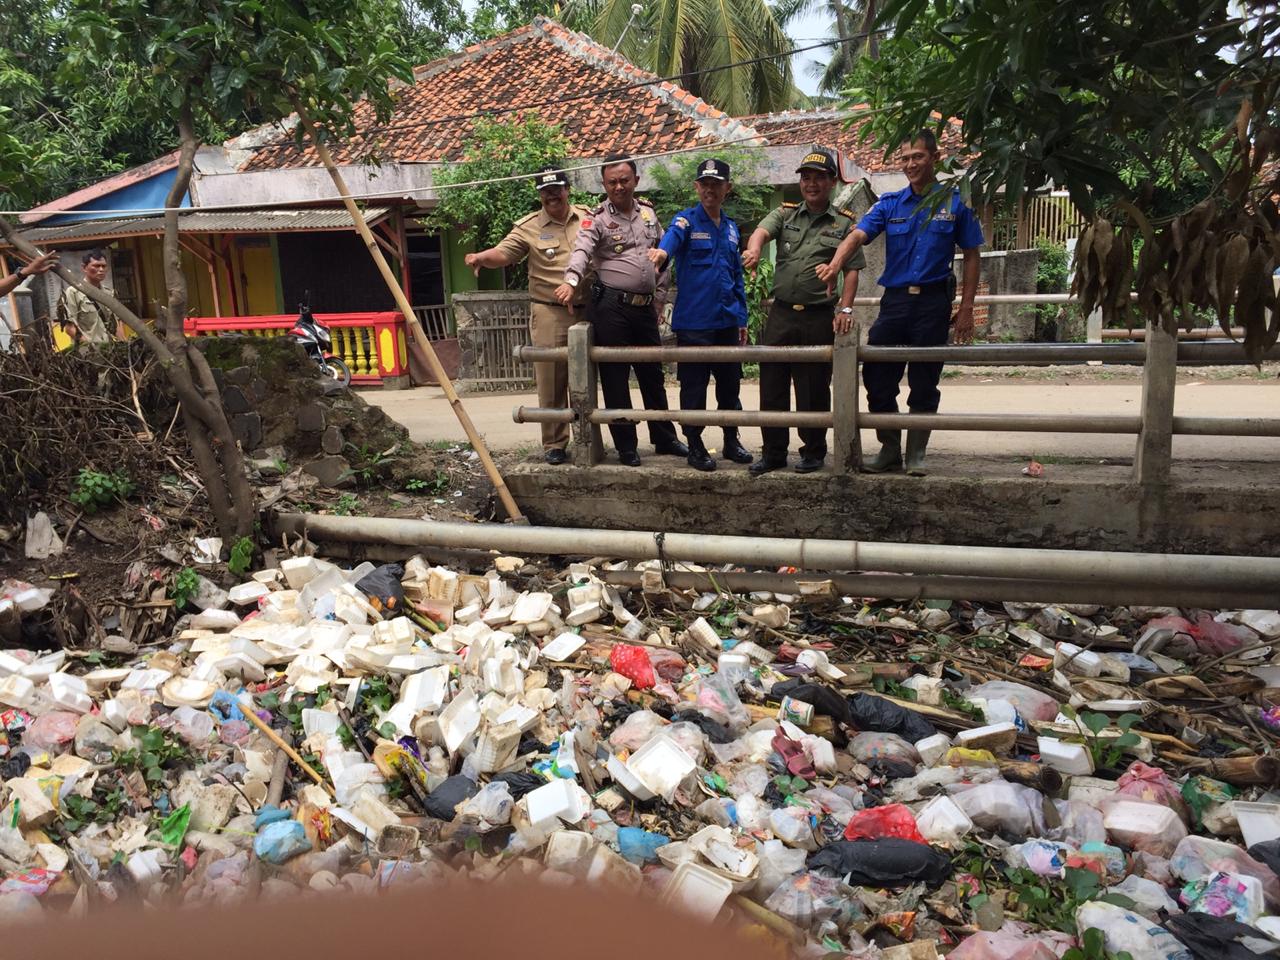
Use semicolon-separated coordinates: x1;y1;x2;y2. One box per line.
254;819;312;864
616;826;669;864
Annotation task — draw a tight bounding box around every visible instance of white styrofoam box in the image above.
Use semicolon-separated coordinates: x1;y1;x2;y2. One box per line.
0;651;28;677
455;602;483;625
544;829;596;874
565;601;604;627
511;592;554;624
227;582;270;606
213;652;266;683
0;675;35;709
1055;643;1103;677
308;620;352;651
121;668;173;691
687;617;722;651
955;722;1018;753
1233;801;1280;849
371;617;416;645
566;583;603;609
796;648;845;681
280;556;322;590
48;672;92;713
1239;610;1280;640
251;568;282;585
626;735;695;801
334;593;370;626
437;688;481;754
660;861;734;921
495;703;541;732
1037;737;1095;776
189;608;242;631
525;778;589;826
540;632;586;662
914;733;952;767
400;666;450;714
607;753;656;801
472;720;521;773
916;795;974;844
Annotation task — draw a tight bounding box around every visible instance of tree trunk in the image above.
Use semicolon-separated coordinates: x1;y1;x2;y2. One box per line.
0;103;256;544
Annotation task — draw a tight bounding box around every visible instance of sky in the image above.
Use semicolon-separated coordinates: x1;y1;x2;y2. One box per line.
786;9;837;99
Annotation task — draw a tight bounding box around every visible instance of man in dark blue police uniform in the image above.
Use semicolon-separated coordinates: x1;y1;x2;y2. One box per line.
648;157;754;472
820;129;984;476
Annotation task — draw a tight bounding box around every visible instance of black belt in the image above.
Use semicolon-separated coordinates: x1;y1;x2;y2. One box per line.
775;299;835;312
885;281;950;295
595;283;654;307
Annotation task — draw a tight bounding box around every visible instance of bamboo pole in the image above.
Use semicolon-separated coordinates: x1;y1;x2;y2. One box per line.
239;696;336;797
293;108;525;523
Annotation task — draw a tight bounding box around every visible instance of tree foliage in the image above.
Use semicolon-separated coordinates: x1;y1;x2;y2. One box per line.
589;0;795;115
646;149;775;228
845;0;1280;356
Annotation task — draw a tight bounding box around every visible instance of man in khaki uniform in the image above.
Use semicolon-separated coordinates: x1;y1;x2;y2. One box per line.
465;168;592;464
58;248;115;345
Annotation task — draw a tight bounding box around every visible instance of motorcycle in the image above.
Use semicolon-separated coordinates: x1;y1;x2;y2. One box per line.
287;301;351;387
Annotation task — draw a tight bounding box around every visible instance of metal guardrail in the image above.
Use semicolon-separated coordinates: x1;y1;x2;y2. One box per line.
509;292;1279;480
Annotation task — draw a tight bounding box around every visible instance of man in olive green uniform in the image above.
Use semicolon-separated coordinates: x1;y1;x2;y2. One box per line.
465;167;593;465
58;248;115;345
742;149;865;475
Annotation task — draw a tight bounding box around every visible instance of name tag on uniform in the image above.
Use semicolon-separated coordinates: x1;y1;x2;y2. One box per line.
889;217;908;224
935;210;955;222
691;231;711;240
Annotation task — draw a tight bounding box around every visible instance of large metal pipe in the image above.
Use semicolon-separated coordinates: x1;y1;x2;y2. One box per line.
515;345;832;363
513;406;832;428
1103;327;1245;341
598;569;1279;609
1173;417;1280;437
861;412;1141;433
271;514;1280;594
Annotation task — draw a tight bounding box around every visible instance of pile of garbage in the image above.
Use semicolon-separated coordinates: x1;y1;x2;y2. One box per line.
2;558;1280;959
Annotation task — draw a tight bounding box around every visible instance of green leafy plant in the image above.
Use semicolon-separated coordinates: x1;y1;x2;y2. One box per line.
114;725;192;787
360;677;395;712
332;493;362;516
69;468;136;513
227;535;254;575
169;567;201;610
60;785;127;833
344;442;398;487
1059;707;1142;770
404;471;450;494
1063;927;1134;960
1004;865;1132;935
272;457;289;475
744;256;775;345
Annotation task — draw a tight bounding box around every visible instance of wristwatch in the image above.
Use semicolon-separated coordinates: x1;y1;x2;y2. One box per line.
838;307;854;315
566;274;579;288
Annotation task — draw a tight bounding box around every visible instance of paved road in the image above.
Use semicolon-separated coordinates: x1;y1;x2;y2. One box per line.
365;378;1280;462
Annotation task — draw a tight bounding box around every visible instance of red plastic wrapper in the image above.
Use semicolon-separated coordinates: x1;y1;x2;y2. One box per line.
610;644;656;689
843;803;927;844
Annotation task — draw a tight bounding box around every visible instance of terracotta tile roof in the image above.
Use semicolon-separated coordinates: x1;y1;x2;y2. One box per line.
238;17;762;172
744;107;966;174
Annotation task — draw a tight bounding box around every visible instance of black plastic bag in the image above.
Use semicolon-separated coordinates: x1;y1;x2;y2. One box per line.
807;838;951;888
846;693;937;742
422;774;478;822
492;771;546;800
671;710;735;744
354;562;406;616
1249;839;1280;877
1163;912;1278;960
771;680;853;725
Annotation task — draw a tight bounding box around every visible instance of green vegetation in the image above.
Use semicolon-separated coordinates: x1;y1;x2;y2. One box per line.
227;535;254;575
69;468;135;513
169;567;201;610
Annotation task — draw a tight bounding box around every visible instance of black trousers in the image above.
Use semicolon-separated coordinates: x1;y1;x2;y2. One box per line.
864;286;952;415
759;300;834;461
676;326;742;444
588;294;678;453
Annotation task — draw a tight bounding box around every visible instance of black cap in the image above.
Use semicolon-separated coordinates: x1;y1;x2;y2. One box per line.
534;167;570;190
695;157;731;181
796;148;838;175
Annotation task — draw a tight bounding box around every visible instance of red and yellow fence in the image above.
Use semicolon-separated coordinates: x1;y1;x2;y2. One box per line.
183;311;408;385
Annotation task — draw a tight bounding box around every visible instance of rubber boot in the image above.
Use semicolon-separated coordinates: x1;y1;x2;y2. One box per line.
905;428;931;476
862;430;902;473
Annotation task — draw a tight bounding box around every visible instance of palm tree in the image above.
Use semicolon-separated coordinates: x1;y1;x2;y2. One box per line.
587;0;795;115
773;0;879;96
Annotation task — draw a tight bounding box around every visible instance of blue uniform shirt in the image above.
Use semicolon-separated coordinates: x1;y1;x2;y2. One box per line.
857;184;985;288
658;203;748;331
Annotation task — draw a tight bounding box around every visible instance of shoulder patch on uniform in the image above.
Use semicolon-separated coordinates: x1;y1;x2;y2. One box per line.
591;202;606;215
636;196;654;207
837;207;856;219
674;216;689;229
781;201;799;209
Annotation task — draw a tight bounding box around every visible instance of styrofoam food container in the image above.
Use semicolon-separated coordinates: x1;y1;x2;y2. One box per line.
660;861;734;921
1233;801;1280;849
626;735;695;801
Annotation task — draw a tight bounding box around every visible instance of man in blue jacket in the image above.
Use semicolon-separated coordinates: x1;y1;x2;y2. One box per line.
648;158;754;471
819;130;985;475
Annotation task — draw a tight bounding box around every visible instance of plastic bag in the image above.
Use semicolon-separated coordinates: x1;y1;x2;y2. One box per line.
968;681;1060;723
610;644;655;689
804;786;859;826
422;774;478;822
845;693;937;742
694;672;750;732
460;781;513;825
806;838;952;888
1117;761;1190;823
1170;835;1280;907
1109;874;1181;920
647;647;686;683
253;819;312;865
1163;913;1273;960
753;839;808;901
616;826;669;864
492;771;545;800
354;562;406;616
770;806;817;849
1075;901;1193;960
1181;871;1264;924
25;712;78;749
1048;799;1106;847
950;782;1047;839
763;872;846;930
847;732;920;776
842;804;925;844
1181;776;1236;829
608;710;667;751
1008;839;1070;877
729;763;771;798
949;921;1070;960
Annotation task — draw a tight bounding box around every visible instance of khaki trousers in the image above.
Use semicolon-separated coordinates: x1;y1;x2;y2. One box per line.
529;301;577;450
